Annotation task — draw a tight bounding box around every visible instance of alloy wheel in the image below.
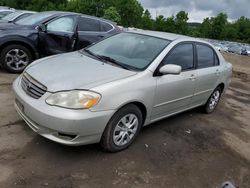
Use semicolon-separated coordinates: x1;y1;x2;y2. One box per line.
209;90;220;110
113;114;139;146
5;49;29;71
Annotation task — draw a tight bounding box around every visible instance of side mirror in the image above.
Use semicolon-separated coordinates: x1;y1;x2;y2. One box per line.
37;24;47;32
159;64;182;75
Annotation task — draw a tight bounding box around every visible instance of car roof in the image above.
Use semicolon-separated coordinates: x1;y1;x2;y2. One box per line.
38;11;116;25
16;10;37;14
0;9;14;12
127;29;191;41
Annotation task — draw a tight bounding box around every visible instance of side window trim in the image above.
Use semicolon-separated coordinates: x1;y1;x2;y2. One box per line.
195;42;220;69
154;41;195;76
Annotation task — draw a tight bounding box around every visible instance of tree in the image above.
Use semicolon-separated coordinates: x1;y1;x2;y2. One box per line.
211;13;228;39
141;9;153;30
175;11;189;34
116;0;144;27
154;15;166;31
234;16;250;41
103;6;121;23
165;16;176;33
199;18;213;38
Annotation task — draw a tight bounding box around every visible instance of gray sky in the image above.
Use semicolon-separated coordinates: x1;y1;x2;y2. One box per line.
138;0;250;22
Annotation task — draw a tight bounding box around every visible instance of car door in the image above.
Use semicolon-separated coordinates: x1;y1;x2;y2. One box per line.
191;43;222;106
38;15;78;56
76;16;109;49
151;43;197;120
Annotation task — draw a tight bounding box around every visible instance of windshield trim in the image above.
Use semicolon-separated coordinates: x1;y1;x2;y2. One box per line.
83;32;171;71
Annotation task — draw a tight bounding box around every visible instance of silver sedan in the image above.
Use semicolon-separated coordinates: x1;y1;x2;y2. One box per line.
13;30;232;152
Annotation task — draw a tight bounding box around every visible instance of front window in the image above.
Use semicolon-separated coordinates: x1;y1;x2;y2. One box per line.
86;32;170;70
47;16;77;33
162;43;194;71
15;12;54;25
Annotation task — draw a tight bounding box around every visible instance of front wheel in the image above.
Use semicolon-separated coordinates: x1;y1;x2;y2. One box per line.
204;87;222;113
101;104;143;152
0;44;33;73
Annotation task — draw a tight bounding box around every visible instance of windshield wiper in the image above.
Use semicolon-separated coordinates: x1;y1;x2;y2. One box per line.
83;49;133;70
98;55;131;70
83;49;104;62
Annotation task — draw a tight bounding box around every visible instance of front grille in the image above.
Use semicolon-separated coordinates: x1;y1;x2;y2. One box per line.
21;72;47;99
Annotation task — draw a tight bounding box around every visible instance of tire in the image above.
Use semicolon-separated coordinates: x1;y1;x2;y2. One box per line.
101;104;143;152
0;44;33;73
204;87;222;114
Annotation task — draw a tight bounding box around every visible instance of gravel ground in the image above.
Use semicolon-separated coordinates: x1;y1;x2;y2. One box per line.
0;53;250;188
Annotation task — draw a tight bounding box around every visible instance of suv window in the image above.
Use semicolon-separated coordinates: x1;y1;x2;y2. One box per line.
78;17;100;32
101;22;113;32
163;43;194;71
47;16;76;33
197;44;217;68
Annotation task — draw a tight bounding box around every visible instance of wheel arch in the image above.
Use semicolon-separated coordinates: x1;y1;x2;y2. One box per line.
115;101;148;126
217;83;225;93
0;40;38;60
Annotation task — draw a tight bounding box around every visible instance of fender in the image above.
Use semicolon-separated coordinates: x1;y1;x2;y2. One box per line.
0;35;39;59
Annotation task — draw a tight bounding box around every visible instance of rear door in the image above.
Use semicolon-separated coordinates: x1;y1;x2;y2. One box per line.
76;16;114;49
191;43;222;106
38;15;78;56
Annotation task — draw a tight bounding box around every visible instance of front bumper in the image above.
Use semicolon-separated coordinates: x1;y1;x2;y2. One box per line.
13;77;115;146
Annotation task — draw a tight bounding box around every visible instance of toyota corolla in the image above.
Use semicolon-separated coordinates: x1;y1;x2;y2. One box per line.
13;31;232;152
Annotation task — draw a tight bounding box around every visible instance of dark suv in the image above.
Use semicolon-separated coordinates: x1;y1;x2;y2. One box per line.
0;11;120;73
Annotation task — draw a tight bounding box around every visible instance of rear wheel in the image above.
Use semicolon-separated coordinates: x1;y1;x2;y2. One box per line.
204;87;222;113
101;104;143;152
0;44;32;73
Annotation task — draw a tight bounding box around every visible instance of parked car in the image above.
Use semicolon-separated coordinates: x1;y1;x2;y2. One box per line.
0;10;36;23
0;11;120;73
0;8;14;19
227;44;242;54
241;46;250;56
13;31;232;152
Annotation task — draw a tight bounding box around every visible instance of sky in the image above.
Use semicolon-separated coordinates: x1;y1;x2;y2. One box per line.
138;0;250;22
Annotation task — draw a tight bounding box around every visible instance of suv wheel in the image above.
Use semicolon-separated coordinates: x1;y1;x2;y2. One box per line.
101;104;143;152
0;44;32;73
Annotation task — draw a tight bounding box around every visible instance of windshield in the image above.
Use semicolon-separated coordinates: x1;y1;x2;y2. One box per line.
86;33;170;70
15;12;54;25
2;11;21;21
0;11;13;19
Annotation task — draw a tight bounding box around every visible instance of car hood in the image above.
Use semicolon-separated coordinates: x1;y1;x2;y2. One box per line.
26;52;137;92
0;22;30;30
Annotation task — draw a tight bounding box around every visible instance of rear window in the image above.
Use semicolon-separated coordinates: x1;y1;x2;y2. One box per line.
101;22;113;32
78;17;100;32
197;44;217;68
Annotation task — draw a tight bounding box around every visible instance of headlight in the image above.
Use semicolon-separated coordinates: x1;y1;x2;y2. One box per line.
46;90;101;109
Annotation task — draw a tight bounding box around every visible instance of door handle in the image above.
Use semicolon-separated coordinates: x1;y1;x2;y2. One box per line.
189;74;196;81
215;69;220;75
